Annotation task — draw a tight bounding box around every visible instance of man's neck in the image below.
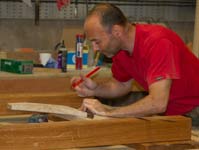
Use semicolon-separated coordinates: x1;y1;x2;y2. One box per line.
121;23;136;55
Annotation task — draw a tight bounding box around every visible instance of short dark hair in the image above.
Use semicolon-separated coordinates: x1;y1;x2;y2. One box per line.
87;3;128;31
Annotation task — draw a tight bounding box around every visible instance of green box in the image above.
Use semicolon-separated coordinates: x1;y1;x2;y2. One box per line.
0;59;33;74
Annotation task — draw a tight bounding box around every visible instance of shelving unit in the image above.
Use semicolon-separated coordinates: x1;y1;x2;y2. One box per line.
0;0;196;22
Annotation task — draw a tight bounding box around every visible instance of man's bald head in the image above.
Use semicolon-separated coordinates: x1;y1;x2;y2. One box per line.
85;3;128;32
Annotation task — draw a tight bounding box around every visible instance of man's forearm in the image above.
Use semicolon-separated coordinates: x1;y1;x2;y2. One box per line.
92;79;170;118
94;80;132;98
105;95;166;117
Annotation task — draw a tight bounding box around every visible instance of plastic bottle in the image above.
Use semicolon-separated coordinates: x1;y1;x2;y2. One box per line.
57;40;67;72
57;49;62;69
60;40;67;72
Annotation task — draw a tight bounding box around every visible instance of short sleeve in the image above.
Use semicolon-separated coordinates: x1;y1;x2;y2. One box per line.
146;38;181;85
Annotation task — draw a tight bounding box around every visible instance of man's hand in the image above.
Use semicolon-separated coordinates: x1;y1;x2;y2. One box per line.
71;75;98;97
79;98;112;116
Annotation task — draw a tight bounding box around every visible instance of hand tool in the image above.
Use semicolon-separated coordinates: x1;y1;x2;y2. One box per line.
28;114;48;123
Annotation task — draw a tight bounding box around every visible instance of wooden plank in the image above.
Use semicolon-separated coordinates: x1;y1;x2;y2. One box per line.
0;114;65;123
129;141;198;150
0;92;83;115
8;102;88;120
0;75;112;93
0;116;191;150
0;67;112;94
0;67;143;93
0;77;71;93
0;114;32;123
53;113;108;120
8;102;108;120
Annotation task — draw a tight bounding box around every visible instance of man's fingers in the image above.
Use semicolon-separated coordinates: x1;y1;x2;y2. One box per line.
75;86;87;97
81;99;100;115
83;103;96;114
79;103;87;112
70;77;79;84
79;99;108;117
75;85;94;97
70;76;85;89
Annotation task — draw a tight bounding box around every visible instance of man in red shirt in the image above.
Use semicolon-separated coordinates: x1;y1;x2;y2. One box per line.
71;3;199;118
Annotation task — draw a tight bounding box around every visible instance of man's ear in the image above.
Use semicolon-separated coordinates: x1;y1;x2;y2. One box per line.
111;25;122;37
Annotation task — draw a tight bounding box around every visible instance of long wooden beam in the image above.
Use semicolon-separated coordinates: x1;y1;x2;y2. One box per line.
0;68;112;94
0;116;191;150
130;140;198;150
0;77;71;93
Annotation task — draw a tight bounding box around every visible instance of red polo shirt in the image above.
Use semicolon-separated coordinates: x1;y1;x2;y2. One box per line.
112;24;199;115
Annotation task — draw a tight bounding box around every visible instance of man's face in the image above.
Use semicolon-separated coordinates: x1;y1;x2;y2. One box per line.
84;16;120;58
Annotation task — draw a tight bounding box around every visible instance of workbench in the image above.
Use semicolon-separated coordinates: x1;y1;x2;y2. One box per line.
0;67;198;150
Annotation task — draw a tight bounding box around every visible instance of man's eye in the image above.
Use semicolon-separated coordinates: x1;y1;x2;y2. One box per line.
95;41;100;44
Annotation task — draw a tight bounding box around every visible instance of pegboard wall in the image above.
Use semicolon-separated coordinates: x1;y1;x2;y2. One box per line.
0;1;195;22
0;1;88;20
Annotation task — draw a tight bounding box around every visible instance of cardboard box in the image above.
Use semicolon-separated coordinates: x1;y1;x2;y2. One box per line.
67;51;88;69
0;59;33;74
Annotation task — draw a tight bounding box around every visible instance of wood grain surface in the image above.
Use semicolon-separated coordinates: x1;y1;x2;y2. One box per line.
0;116;191;150
8;102;88;120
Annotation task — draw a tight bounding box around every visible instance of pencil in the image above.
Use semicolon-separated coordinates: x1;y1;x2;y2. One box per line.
72;66;101;88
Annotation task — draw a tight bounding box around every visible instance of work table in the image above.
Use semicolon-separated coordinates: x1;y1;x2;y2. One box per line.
0;67;198;150
0;67;112;93
0;67;144;93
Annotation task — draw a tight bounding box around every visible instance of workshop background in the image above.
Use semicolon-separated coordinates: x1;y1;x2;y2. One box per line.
0;1;199;149
0;0;196;53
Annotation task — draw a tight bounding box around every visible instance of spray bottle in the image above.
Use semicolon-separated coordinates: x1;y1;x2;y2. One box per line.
55;40;67;72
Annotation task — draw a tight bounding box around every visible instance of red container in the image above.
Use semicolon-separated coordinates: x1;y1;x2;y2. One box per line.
75;57;82;70
75;34;84;70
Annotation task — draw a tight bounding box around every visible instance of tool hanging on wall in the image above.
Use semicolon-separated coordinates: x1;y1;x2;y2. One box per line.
85;0;88;15
74;0;78;18
56;0;71;11
35;0;40;25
